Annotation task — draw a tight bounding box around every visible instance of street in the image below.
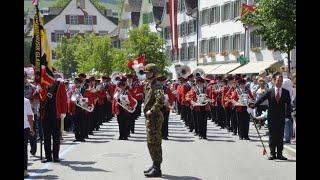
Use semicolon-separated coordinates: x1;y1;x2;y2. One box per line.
26;113;296;180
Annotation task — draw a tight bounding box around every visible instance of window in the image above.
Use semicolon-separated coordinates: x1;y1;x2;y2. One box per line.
99;31;108;36
201;9;210;25
221;36;231;52
250;32;261;48
221;3;232;21
188;42;195;60
209;38;219;53
76;0;85;9
70;30;79;37
164;26;170;39
188;19;197;35
70;15;78;25
166;2;169;14
55;31;64;42
180;22;187;37
210;6;220;24
84;16;93;25
200;39;208;54
233;0;241;18
180;43;188;61
180;0;185;12
232;33;245;51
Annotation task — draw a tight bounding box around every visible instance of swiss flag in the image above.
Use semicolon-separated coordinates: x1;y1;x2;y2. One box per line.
241;3;257;18
128;54;145;70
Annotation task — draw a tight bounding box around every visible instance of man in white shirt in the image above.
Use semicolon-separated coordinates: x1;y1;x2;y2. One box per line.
24;98;34;178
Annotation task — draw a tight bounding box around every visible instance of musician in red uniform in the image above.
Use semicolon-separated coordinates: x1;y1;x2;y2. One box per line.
132;75;144;133
95;79;106;131
159;76;175;140
105;76;116;122
176;77;184;119
83;77;97;137
183;74;194;132
38;78;67;163
189;77;211;139
112;76;137;140
231;78;254;140
224;77;235;132
219;78;229;129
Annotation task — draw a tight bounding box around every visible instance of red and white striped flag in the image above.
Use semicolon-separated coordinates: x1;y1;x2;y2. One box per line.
169;0;178;56
32;0;39;6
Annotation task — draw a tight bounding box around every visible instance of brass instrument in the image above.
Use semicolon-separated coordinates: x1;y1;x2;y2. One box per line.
175;64;191;79
114;88;137;113
71;87;94;112
193;68;205;78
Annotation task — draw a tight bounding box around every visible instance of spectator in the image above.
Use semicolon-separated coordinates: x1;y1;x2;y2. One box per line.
255;77;269;128
24;98;34;177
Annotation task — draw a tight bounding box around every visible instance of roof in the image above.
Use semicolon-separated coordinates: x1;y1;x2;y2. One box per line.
44;0;118;26
228;61;284;74
48;7;64;15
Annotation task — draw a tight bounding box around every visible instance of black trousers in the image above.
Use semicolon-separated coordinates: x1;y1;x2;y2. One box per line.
217;105;225;128
64;113;72;131
186;107;193;130
43;117;61;160
181;105;186;122
29;117;37;154
24;128;30;170
193;110;199;134
237;108;250;139
128;113;134;135
268;123;285;156
231;109;238;134
177;101;181;115
117;107;129;139
75;107;86;140
161;108;169;138
224;108;232;130
197;107;208;138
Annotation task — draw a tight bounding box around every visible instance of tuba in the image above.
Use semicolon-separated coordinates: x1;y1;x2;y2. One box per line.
71;86;94;112
193;68;205;78
111;72;122;85
114;88;137;113
178;65;192;79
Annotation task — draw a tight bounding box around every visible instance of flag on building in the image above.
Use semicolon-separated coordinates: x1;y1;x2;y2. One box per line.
169;0;178;55
241;3;257;19
30;10;55;86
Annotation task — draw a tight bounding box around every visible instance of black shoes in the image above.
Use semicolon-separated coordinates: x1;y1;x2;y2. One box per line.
30;150;36;156
144;163;162;177
268;155;276;160
53;159;61;163
42;159;52;163
143;164;154;174
244;137;250;140
162;137;168;140
277;155;288;160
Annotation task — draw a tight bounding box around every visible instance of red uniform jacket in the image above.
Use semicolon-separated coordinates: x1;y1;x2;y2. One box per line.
231;88;254;112
134;83;144;101
112;87;137;115
188;88;210;112
164;86;175;112
39;81;68;119
68;86;76;115
182;83;192;107
221;86;231;108
96;90;107;106
176;84;183;103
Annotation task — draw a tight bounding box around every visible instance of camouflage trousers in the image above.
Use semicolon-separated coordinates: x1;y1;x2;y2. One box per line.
146;112;163;164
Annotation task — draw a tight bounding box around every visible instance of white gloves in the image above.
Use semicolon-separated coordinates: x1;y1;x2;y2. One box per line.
247;107;253;115
60;113;66;121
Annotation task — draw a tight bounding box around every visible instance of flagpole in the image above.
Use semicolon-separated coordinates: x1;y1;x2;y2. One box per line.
196;0;199;67
35;3;44;161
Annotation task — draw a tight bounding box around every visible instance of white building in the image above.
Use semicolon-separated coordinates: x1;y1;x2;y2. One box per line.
44;0;118;61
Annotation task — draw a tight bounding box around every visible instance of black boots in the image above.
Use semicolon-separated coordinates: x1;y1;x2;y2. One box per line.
143;163;154;174
144;162;162;177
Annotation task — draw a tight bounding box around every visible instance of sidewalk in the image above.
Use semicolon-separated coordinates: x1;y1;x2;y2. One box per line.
248;122;296;158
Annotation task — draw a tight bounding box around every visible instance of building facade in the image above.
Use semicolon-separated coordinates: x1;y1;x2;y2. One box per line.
44;0;118;61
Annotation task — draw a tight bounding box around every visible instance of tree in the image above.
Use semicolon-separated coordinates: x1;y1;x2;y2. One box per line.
123;25;170;74
111;48;130;73
241;0;296;74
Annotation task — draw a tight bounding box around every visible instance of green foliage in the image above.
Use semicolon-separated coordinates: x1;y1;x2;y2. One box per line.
54;33;113;77
24;39;32;67
91;0;107;11
52;0;69;8
111;48;130;73
241;0;296;53
123;25;169;74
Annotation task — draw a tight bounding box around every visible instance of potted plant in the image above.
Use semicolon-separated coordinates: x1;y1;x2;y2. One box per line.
208;52;216;58
251;47;261;53
231;50;239;56
220;51;229;56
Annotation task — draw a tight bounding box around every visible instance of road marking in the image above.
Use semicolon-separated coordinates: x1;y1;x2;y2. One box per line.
25;142;80;179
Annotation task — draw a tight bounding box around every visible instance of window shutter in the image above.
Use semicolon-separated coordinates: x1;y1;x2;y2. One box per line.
93;16;97;25
221;6;224;22
231;2;235;19
184;22;187;36
217;7;220;23
78;15;84;24
200;10;203;25
206;9;210;25
220;38;223;52
240;34;244;51
66;15;70;24
51;33;56;42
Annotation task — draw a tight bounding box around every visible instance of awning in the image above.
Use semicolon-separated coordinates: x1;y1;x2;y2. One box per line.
195;64;222;74
228;61;283;74
209;63;241;75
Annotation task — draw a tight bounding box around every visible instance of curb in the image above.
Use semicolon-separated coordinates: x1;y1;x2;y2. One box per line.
283;144;296;158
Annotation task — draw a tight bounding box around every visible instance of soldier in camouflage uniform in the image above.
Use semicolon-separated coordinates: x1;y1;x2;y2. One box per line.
143;63;164;177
